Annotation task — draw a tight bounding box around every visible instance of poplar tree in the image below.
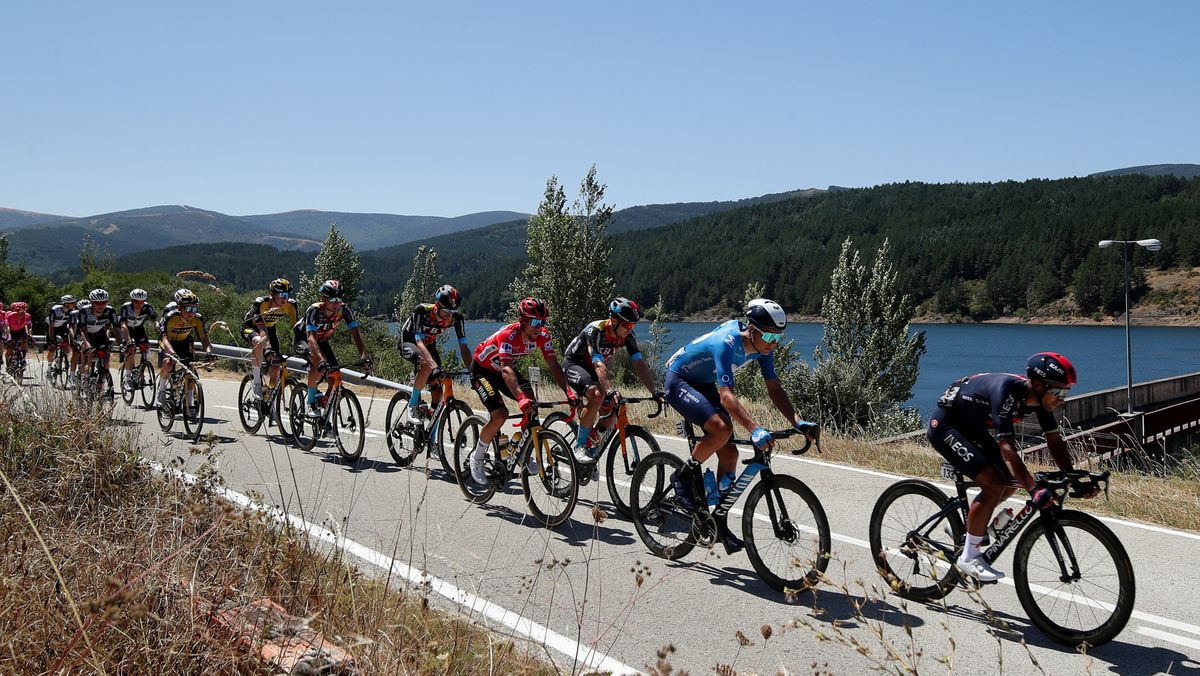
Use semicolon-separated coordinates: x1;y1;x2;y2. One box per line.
299;223;363;306
394;246;441;319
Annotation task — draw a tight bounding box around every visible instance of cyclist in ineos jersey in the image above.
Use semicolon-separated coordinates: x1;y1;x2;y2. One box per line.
466;297;575;486
663;298;817;554
928;353;1097;582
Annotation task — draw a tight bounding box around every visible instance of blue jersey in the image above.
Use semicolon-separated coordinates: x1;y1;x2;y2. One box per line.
665;320;777;386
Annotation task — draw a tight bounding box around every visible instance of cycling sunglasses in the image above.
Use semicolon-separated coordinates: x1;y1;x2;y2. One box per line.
183;305;200;313
759;329;784;344
528;318;545;327
276;291;290;299
325;297;344;305
1047;386;1071;398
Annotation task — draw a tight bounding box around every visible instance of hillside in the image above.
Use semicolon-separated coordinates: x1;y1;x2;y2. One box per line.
606;188;824;233
239;209;529;250
3;206;321;273
0;207;72;230
106;242;317;292
1090;164;1200;179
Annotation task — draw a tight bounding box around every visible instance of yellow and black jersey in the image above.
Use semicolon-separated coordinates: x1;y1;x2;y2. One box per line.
242;296;300;330
160;309;208;343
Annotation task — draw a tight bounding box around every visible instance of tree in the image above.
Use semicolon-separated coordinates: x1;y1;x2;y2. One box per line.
0;235;8;266
509;165;615;349
299;223;363;306
394;246;441;320
790;238;927;434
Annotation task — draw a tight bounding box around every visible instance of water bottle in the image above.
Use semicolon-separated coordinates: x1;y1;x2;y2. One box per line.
703;469;719;506
497;433;511;458
988;507;1014;540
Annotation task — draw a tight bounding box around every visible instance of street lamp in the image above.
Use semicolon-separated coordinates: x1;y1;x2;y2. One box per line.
1097;238;1162;413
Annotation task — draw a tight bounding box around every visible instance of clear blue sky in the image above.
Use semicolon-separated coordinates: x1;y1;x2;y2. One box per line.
2;1;1197;218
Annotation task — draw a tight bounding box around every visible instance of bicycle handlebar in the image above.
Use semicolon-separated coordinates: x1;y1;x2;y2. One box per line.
1034;470;1110;501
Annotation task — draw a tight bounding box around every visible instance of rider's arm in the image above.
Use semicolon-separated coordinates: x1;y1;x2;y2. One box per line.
454;312;472;366
998;437;1037;491
764;377;799;422
718;384;763;433
994;391;1037;490
540;339;571;394
349;327;368;360
498;364;525;401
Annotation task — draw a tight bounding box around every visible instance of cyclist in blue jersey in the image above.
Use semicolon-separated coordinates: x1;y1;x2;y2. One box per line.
663;298;817;553
928;352;1096;582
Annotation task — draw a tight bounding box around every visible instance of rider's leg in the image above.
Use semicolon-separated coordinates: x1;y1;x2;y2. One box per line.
406;358;434;422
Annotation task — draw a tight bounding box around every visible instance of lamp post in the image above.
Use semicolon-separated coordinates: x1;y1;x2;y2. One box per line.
1097;238;1162;414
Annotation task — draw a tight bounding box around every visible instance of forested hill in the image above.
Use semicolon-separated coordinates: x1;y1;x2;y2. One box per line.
607;175;1200;318
1090;164;1200;179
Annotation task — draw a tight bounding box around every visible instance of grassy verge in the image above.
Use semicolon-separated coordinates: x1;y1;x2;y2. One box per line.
0;388;559;674
582;382;1200;533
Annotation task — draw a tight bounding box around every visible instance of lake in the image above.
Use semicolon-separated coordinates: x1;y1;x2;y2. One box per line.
391;321;1200;414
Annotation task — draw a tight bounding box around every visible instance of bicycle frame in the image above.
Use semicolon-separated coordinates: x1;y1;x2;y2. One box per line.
678;420;811;519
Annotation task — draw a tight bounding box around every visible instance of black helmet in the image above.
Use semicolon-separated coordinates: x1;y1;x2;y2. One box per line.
319;280;343;299
609;297;643;323
1026;352;1077;389
435;284;461;310
745;298;786;333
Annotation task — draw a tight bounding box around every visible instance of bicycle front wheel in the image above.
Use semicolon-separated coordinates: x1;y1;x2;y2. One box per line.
435;399;472;480
604;424;662;519
630;452;696;561
237;374;264;434
453;416;496;504
521;428;578;528
288;385;317;450
1013;510;1136;647
119;365;135;405
743;474;831;595
385;391;420;467
542;410;577;444
181;377;206;441
157;387;175;433
138;362;157;408
868;479;963;602
334;389;366;463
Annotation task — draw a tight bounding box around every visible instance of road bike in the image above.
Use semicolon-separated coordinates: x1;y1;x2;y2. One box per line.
76;342;117;407
544;395;663;519
237;352;300;443
288;360;369;463
385;369;472;478
45;339;72;390
868;465;1135;647
630;422;831;595
118;342;158;408
4;340;29;383
157;353;216;441
452;403;579;528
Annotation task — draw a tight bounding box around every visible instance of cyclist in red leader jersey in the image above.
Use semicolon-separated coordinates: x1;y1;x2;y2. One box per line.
465;297;576;486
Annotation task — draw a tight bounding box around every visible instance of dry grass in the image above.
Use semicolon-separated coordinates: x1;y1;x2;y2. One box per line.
0;388;559;674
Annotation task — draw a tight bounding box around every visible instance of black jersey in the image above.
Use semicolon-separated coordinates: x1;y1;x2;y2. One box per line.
400;303;465;345
935;372;1059;439
564;319;642;367
119;301;158;329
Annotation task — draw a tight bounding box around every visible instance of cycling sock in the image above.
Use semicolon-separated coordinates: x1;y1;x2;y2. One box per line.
575;426;592;449
471;439;489;461
252;364;261;384
409;388;422;408
307;387;319;404
962;533;985;560
719;471;737;492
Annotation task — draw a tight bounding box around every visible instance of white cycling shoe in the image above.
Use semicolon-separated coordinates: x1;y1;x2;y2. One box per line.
956;555;1005;582
469;456;488;485
572;446;594;465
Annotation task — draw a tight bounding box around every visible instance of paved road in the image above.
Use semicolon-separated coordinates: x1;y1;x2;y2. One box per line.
19;370;1200;674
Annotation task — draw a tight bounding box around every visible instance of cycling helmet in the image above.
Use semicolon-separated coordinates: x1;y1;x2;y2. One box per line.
0;302;4;310
130;288;148;301
518;297;549;321
79;300;92;310
1026;352;1077;388
174;288;193;303
609;297;643;323
88;288;110;303
269;278;293;293
61;295;77;305
176;290;200;306
746;298;787;333
319;279;343;298
434;284;461;310
11;302;27;312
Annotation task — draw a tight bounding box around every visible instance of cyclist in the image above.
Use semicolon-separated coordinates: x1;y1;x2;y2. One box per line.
46;295;78;370
241;278;300;399
396;284;472;425
4;301;33;369
75;290;120;383
154;290;215;406
66;299;91;386
663;298;817;554
0;302;6;370
928;352;1094;582
562;297;664;465
465;297;575;486
118;289;158;391
292;280;371;413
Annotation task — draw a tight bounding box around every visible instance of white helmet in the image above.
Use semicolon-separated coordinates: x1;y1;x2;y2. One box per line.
745;298;787;333
88;288;110;302
174;288;193;303
130;288;148;301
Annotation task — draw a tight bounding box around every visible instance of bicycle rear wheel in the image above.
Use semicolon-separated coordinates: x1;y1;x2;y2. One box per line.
157;386;175;433
1013;511;1136;647
334;389;365;463
119;365;136;405
237;374;264;434
521;428;578;528
181;377;205;441
49;352;68;390
269;379;297;444
288;385;317;450
543;410;577;444
630;452;697;561
138;362;157;408
434;399;472;479
385;391;420;467
604;424;662;519
743;474;831;594
868;479;963;602
453;416;496;503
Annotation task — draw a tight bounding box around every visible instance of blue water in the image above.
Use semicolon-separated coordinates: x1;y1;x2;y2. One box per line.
394;321;1200;414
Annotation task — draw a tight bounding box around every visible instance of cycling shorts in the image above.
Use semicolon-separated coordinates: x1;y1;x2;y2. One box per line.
399;341;442;370
469;362;532;413
563;362;598;396
159;339;194;367
296;340;338;369
664;370;728;427
243;325;281;354
127;325;151;347
928;407;1013;482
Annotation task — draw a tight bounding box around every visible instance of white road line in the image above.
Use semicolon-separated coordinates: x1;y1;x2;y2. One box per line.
1137;627;1200;651
152;462;640;676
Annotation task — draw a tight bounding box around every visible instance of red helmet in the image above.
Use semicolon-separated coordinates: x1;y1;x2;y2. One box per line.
435;284;461;310
11;302;27;312
518;297;549;321
1026;352;1077;388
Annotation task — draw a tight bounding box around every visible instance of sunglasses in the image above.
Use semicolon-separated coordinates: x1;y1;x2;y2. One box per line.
758;330;784;344
1047;386;1071;398
527;318;545;327
325;297;344;305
